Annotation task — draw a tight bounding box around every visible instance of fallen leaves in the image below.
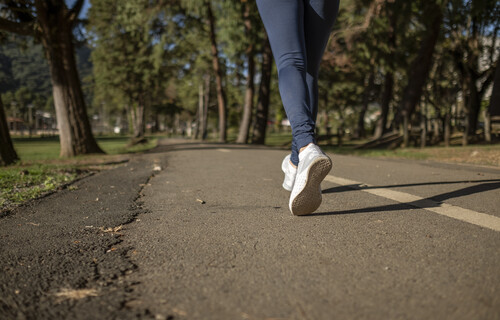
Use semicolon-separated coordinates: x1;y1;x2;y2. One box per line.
53;288;98;303
99;225;123;234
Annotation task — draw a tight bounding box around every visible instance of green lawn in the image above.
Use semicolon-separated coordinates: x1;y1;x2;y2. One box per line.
12;135;158;161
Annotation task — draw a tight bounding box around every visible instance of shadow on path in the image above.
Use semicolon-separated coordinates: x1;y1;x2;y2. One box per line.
313;182;500;217
322;179;500;194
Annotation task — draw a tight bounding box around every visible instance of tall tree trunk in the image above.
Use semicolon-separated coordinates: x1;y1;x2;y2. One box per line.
0;96;19;166
205;1;227;143
35;0;103;157
375;3;396;138
201;74;210;140
396;3;444;130
489;62;500;117
251;36;273;145
236;2;255;144
236;54;255;143
467;78;481;135
356;72;374;139
195;81;203;139
374;72;394;138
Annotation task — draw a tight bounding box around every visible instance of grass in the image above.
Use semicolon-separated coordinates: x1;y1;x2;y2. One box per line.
324;142;500;167
0;164;82;210
12;135;158;161
1;135;160;213
263;132;500;166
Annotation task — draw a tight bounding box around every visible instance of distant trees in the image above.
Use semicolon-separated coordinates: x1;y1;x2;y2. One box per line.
1;0;497;149
320;0;499;147
89;0;166;143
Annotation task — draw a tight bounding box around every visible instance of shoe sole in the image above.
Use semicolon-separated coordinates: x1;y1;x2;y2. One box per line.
290;157;332;215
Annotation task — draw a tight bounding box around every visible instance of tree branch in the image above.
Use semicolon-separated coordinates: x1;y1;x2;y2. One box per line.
0;17;33;36
68;0;85;25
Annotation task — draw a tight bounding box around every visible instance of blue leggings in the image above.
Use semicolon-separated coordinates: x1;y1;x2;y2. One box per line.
256;0;339;165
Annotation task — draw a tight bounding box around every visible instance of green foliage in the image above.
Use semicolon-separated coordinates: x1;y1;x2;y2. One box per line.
89;0;182;128
0;36;95;116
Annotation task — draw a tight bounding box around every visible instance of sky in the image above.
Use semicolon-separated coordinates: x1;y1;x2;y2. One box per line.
64;0;91;19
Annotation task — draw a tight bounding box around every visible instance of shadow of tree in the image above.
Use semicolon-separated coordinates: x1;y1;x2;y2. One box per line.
313;182;500;216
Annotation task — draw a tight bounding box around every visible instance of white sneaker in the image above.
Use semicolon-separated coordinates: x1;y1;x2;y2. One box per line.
281;154;297;191
289;144;332;215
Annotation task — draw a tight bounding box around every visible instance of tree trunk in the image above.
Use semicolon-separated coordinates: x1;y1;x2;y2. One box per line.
205;1;227;143
467;75;481;135
396;3;443;129
462;115;469;146
420;114;427;148
374;72;394;139
0;96;19;166
444;111;451;147
356;72;374;139
488;62;500;117
251;36;273;145
129;103;145;139
35;0;103;157
201;74;210;140
403;113;409;147
484;109;491;143
236;2;255;144
195;81;203;139
236;56;255;143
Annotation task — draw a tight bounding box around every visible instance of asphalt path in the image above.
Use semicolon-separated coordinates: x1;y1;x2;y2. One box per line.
126;140;500;320
1;139;499;319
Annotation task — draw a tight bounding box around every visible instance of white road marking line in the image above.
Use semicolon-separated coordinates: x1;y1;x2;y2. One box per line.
324;175;500;232
217;148;231;153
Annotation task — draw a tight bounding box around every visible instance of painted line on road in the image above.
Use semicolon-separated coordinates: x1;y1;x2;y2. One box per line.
217;148;231;153
325;175;500;232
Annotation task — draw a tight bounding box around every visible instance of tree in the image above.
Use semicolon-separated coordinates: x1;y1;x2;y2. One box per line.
489;63;500;117
0;0;103;157
0;95;19;166
251;35;273;144
396;0;447;146
90;0;181;142
236;0;257;144
448;0;499;144
204;1;228;142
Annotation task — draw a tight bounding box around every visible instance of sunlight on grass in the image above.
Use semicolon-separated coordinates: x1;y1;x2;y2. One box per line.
0;163;82;210
1;135;160;212
12;135;158;161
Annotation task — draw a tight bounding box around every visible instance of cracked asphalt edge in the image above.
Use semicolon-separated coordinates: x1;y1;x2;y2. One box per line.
0;153;160;320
